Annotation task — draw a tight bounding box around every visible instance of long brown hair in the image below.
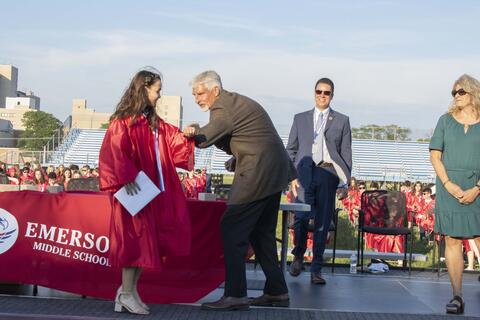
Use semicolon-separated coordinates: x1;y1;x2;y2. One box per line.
111;69;162;128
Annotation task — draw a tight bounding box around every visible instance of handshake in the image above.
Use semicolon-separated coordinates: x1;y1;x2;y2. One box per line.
183;123;200;138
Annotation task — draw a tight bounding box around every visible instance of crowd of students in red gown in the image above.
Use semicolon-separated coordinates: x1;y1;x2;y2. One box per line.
0;161;208;200
341;178;479;268
177;169;207;199
0;161;98;191
341;179;436;254
285;176;478;267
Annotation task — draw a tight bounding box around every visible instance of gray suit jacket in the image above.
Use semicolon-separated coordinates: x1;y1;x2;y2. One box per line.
195;90;297;205
286;108;352;189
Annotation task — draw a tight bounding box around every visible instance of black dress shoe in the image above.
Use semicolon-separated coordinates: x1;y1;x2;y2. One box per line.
310;272;326;285
249;293;289;307
289;258;303;277
201;296;250;311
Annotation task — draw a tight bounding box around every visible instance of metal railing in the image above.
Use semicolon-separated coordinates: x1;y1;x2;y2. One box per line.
0;150;100;167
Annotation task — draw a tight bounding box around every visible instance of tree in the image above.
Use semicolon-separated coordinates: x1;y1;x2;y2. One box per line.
18;111;62;150
100;122;109;129
352;124;411;141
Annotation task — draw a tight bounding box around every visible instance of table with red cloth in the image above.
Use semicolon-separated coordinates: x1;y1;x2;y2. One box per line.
0;191;226;304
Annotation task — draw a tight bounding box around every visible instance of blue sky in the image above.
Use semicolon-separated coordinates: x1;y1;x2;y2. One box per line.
1;0;479;137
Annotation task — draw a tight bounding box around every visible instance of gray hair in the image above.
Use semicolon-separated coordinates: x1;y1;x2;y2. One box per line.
190;70;223;90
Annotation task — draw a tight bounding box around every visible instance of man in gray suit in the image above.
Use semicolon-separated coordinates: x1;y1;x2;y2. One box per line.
286;77;352;284
184;71;296;311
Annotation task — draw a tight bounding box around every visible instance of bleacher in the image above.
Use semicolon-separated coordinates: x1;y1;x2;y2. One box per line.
48;129;106;167
47;129;435;182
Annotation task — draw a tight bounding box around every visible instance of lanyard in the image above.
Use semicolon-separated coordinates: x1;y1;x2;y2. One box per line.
154;129;165;192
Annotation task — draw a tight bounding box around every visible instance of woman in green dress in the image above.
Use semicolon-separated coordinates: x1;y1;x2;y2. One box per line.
430;74;480;314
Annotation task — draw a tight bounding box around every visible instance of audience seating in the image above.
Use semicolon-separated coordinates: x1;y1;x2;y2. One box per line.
47;129;435;183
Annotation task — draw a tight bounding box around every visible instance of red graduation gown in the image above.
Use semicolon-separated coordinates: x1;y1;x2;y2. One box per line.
99;116;194;268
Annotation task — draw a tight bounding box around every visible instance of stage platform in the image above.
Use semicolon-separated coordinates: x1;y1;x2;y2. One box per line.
0;266;479;319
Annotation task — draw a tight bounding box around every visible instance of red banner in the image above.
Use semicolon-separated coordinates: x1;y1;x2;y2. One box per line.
0;191;226;303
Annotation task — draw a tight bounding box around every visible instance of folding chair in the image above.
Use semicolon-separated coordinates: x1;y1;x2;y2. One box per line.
357;190;414;275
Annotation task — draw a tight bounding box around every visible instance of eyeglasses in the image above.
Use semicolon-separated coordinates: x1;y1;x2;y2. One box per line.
359;186;366;190
315;90;332;96
451;88;468;97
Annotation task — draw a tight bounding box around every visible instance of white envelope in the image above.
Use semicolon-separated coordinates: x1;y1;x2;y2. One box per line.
114;171;161;216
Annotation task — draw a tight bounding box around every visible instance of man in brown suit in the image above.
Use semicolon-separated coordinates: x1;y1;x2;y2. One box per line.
184;70;296;311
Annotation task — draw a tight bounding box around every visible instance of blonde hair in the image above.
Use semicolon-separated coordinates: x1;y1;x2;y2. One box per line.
448;74;480;116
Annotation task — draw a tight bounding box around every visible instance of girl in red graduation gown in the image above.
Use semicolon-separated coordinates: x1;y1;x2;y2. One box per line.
32;169;47;192
99;69;195;315
183;170;199;198
342;177;361;225
408;181;424;222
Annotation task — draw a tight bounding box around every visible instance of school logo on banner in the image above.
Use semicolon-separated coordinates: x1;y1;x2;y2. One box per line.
0;208;19;254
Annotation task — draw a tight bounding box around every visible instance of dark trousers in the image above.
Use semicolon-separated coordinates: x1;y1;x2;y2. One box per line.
221;192;288;297
292;167;339;273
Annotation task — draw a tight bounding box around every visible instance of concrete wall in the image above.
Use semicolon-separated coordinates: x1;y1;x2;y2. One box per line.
0;65;18;108
6;96;40;110
156;95;183;129
71;99;111;129
0;106;35;130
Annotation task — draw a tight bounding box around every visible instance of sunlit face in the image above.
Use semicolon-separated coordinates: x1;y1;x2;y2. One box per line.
34;170;42;181
47;166;54;174
64;170;71;178
359;185;366;194
415;183;422;192
315;83;333;110
145;79;162;107
73;172;81;179
351;179;357;188
192;84;220;112
453;84;473;109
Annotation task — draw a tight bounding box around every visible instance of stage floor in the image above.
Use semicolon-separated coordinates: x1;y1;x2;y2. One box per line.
0;266;479;319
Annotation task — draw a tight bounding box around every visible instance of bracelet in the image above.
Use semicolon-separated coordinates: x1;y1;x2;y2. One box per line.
442;179;450;186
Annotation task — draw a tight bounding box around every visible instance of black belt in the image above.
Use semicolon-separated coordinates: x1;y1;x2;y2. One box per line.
316;162;333;168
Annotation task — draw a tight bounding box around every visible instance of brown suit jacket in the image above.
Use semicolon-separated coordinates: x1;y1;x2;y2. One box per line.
195;90;297;205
